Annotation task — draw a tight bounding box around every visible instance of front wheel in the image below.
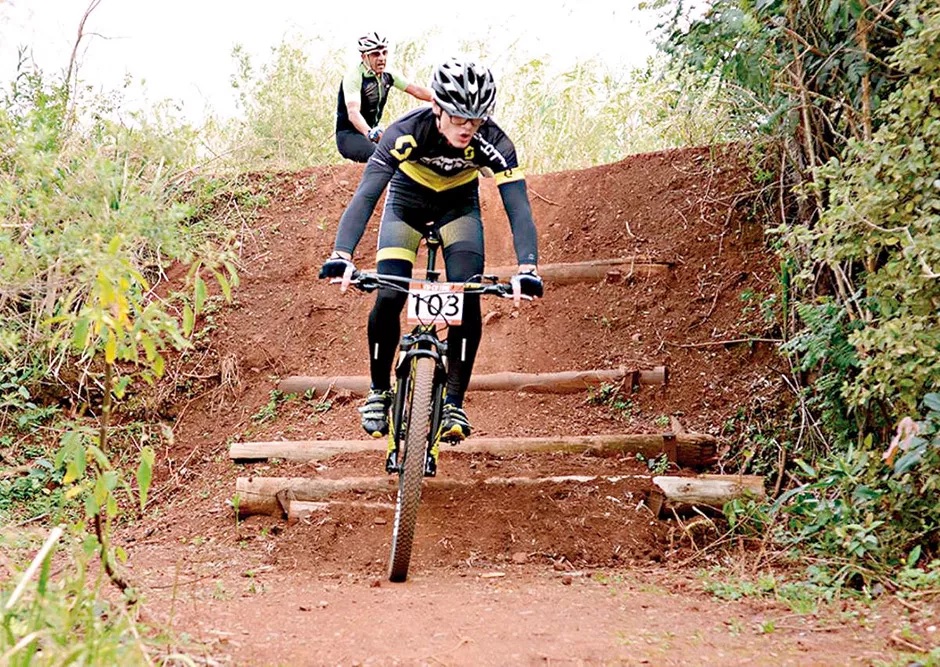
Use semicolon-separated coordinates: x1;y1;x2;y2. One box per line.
387;356;434;582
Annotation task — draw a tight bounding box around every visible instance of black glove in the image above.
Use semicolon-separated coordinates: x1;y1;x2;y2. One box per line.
319;253;355;279
514;270;544;298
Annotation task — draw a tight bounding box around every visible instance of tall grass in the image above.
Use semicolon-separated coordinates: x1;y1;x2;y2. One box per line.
1;527;196;665
215;34;741;174
1;54;237;667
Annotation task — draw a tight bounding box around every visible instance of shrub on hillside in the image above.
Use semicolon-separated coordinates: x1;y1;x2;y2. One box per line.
774;393;940;587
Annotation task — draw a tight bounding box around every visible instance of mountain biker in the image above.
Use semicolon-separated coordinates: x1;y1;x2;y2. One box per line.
319;57;543;447
335;32;432;163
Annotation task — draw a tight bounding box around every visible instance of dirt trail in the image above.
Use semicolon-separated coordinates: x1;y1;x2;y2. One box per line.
129;146;924;665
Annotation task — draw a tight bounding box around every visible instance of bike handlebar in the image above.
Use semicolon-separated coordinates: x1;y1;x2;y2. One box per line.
333;271;530;299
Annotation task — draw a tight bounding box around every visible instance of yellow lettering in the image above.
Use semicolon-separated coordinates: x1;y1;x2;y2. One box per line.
464;146;475;160
494;167;525;185
390;135;417;161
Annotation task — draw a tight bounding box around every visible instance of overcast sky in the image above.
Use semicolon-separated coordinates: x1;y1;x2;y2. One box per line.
0;0;661;120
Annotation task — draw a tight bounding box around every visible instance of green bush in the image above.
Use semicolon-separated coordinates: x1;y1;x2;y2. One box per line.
805;2;940;416
773;393;940;587
0;61;237;417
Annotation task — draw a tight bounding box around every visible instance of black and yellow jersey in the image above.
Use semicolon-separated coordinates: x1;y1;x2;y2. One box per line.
372;107;525;193
336;63;410;132
334;107;538;265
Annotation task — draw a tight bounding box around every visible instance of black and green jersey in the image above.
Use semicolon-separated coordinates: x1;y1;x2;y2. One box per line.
335;107;538;266
335;63;410;132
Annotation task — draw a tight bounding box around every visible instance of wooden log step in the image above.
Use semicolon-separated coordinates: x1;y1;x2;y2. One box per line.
402;257;673;285
649;474;766;518
485;258;671;285
278;366;667;397
235;474;652;518
288;500;395;524
230;432;717;468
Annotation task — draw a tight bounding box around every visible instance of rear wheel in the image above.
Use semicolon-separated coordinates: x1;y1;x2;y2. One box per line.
387;357;434;582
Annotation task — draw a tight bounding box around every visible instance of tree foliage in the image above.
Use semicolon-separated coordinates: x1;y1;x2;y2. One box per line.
805;3;940;415
658;0;940;582
1;45;236;659
659;0;933;436
0;62;236;414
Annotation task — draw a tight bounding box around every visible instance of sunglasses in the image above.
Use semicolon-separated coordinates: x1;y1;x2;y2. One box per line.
447;112;485;129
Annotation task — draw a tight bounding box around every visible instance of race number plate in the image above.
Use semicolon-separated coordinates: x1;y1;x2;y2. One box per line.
406;283;465;325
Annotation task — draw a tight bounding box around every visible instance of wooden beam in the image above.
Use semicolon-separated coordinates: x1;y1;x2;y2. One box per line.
401;257;673;285
648;474;766;517
288;500;395;524
278;366;667;397
229;432;716;468
485;259;671;285
235;473;652;517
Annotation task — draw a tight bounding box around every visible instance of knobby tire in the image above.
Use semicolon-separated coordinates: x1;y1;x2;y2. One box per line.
388;357;434;582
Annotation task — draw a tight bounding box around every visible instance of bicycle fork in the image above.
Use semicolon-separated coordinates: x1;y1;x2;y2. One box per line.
385;329;448;477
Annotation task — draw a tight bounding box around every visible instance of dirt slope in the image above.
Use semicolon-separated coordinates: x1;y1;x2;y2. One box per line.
167;144;778;446
127;146;919;665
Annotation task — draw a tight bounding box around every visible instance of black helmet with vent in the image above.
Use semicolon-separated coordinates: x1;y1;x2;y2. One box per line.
431;58;496;119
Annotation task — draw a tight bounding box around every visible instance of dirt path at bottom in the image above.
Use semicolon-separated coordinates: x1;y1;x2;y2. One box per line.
134;557;907;666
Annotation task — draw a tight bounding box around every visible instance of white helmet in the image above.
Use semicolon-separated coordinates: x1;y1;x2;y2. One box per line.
431;58;496;119
357;32;388;54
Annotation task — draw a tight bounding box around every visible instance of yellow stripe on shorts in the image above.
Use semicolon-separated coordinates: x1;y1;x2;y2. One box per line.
376;247;418;264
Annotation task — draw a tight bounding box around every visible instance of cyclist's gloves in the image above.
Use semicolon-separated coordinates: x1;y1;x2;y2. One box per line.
367;126;384;143
319;252;355;279
513;269;544;298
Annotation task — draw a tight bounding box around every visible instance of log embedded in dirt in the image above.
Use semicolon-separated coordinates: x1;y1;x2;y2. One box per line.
287;499;396;524
485;258;672;285
235;474;650;518
230;432;716;468
278;366;666;397
399;257;672;285
648;474;766;518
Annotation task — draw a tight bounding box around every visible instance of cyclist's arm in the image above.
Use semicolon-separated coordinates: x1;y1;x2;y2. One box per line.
345;101;372;136
475;123;538;267
404;83;432;102
334;160;395;255
384;69;431;104
342;69;372;136
495;169;539;267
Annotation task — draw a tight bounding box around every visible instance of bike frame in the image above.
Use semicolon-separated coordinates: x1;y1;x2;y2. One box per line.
333;228;522;582
386;230;449;476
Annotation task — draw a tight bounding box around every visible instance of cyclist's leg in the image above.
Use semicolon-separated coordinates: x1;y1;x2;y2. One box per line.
368;223;423;390
336;130;376;163
358;196;424;437
437;200;484;440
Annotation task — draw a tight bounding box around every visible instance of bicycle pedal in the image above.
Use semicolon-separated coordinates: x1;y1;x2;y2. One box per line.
385;451;399;474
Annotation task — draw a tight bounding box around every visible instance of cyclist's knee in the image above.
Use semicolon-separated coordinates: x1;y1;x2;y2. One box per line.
373;288;407;315
443;249;484;283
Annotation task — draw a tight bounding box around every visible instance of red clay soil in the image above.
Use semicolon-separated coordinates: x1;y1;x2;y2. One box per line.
125;146;930;665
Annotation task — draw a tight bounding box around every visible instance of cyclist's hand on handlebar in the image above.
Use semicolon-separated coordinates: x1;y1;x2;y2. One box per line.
512;267;544;299
319;251;355;279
